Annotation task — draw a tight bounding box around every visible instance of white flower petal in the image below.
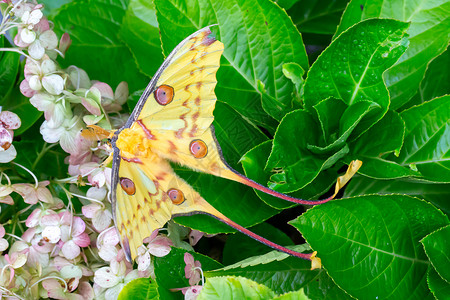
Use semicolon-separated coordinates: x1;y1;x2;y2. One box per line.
42;225;61;243
21;28;36;44
28;75;42;91
60;265;83;279
93;210;112;232
105;283;124;300
0;238;9;251
40;30;58;50
0;111;21;129
40;120;64;143
0;145;17;163
61;240;80;260
41;57;57;74
12;253;28;268
86;186;107;200
94;267;121;288
42;74;64;95
28;9;43;25
98;245;117;262
29;40;45;59
137;251;151;271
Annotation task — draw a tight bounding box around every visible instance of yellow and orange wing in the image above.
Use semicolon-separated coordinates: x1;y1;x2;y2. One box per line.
112;154;229;261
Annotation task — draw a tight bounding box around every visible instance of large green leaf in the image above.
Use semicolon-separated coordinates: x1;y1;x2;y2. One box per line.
1;83;42;136
428;267;450;300
407;48;450;110
197;276;276;300
155;0;309;123
40;0;73;16
207;245;321;295
421;225;450;283
51;0;149;93
118;278;159;300
291;194;449;299
304;19;409;138
393;96;450;182
118;0;164;77
304;270;352;300
348;110;420;179
336;0;450;109
310;100;379;154
0;51;19;101
344;176;450;216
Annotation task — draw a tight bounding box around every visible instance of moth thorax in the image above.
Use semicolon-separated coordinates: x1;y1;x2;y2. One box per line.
116;128;153;157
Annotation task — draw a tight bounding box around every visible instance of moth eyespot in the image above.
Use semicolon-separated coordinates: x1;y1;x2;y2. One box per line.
120;177;136;195
167;188;185;205
154;85;174;105
189;139;208;158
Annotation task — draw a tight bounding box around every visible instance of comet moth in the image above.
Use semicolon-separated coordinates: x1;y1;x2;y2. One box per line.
97;26;361;264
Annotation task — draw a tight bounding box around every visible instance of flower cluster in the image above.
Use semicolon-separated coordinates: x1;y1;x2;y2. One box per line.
0;1;199;299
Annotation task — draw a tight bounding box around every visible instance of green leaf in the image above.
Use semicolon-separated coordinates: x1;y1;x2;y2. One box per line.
154;248;222;300
421;225;450;282
241;141;336;209
344;176;450;216
155;0;309;123
347;110;420;179
118;0;164;77
407;48;450;110
118;278;159;300
1;83;42;136
222;222;293;265
304;269;352;300
288;0;348;35
351;110;404;157
40;0;73;16
309;100;379;154
51;0;149;93
428;267;450;300
266;109;348;192
304;19;409;137
212;102;267;172
393;96;450;182
272;289;309;300
336;0;450;109
291;194;449;299
14;125;67;179
0;51;19;101
282;62;304;106
207;245;320;295
197;276;277;300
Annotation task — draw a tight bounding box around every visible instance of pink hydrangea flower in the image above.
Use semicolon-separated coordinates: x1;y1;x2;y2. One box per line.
96;227;120;262
10;227;52;268
184;253;202;286
136;230;173;271
0;225;8;252
82;187;112;232
94;261;139;299
13;180;52;205
40;116;82;154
